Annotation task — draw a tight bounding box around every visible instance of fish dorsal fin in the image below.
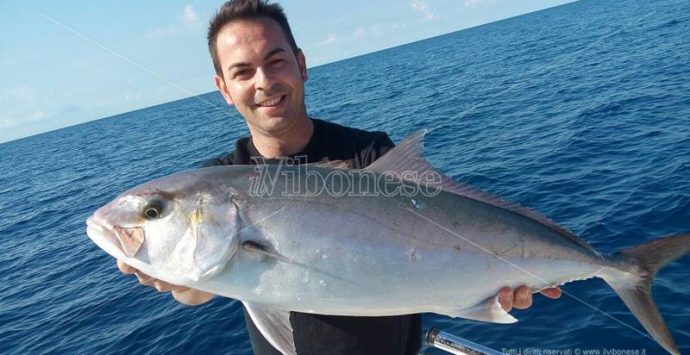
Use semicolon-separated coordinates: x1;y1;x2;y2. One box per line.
366;130;590;249
366;130;428;174
243;302;296;355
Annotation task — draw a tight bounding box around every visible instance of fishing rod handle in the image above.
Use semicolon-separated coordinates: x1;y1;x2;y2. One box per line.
426;327;503;355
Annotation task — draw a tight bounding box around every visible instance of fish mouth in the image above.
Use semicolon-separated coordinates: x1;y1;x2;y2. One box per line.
86;215;144;259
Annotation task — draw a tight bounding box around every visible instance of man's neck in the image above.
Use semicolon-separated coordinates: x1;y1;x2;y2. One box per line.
249;117;314;158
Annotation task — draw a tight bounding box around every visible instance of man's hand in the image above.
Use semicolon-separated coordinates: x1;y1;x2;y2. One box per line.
497;285;562;311
116;260;215;306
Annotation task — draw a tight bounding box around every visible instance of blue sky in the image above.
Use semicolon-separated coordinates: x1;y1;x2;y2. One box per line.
0;0;575;143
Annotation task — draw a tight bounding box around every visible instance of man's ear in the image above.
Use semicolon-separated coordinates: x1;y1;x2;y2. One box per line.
214;74;234;105
297;49;308;82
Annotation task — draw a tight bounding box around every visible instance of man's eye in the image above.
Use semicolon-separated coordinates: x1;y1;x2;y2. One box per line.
270;59;286;68
233;69;251;79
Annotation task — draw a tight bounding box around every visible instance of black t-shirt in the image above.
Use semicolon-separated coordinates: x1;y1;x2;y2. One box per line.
204;118;422;355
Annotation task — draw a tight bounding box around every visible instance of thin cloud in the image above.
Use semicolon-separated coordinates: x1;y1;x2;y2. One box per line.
1;85;37;98
464;0;497;8
0;110;49;129
146;5;201;39
319;33;338;46
0;85;74;129
316;23;387;48
0;116;22;130
412;0;439;21
180;5;199;26
353;24;384;39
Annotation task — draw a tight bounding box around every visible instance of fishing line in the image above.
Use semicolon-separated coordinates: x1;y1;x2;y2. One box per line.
36;11;224;112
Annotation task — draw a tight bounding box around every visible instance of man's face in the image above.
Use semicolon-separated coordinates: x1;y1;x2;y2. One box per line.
214;18;308;136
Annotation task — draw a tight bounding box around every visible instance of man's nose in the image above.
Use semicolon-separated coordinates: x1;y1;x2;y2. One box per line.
255;66;275;90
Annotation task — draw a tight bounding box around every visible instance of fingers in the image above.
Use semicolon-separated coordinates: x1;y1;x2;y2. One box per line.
118;261;179;291
121;260;175;292
499;285;562;312
512;285;533;310
172;288;215;306
115;260;214;305
133;270;155;286
498;286;532;311
133;271;183;292
498;285;532;311
539;287;562;299
497;287;514;311
117;259;136;274
153;280;187;293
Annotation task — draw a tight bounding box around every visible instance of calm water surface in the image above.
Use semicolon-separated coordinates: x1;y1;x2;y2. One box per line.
1;0;689;353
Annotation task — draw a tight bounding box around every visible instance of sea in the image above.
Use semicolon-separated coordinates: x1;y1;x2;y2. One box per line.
1;0;689;353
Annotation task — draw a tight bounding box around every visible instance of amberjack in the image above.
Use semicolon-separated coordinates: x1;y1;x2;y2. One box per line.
87;131;689;355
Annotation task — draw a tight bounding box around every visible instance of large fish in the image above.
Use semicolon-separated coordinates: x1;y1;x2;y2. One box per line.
86;131;689;355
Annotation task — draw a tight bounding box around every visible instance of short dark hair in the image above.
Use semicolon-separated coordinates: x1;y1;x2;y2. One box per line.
208;0;299;76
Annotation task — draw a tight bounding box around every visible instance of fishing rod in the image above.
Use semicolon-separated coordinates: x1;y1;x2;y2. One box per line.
425;328;503;355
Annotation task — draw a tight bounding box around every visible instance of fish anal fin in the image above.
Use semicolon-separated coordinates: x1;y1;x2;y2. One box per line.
446;295;518;324
243;302;296;355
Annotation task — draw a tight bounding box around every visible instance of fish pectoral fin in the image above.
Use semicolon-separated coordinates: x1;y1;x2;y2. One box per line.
242;240;298;265
243;302;296;355
448;295;518;324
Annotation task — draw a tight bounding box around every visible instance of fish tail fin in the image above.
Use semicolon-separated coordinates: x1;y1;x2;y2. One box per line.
603;233;690;355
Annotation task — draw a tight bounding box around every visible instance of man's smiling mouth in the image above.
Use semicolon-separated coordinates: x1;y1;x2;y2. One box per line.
256;95;286;107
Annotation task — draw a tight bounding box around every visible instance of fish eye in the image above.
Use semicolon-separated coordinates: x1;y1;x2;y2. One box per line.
142;199;165;220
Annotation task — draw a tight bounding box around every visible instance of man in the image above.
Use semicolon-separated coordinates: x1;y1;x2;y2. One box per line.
117;0;562;353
